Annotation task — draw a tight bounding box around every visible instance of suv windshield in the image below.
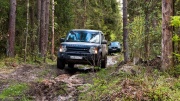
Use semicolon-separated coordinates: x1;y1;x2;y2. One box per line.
65;31;100;43
110;42;119;46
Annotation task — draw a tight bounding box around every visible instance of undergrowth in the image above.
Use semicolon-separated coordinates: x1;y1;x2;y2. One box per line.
0;54;56;69
0;83;29;100
78;64;180;101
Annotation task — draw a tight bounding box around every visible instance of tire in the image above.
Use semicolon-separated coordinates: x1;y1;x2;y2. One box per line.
57;58;65;69
101;56;107;68
68;63;74;68
96;55;102;68
101;55;107;68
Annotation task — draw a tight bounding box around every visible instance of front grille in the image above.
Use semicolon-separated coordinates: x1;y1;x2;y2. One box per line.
67;46;90;53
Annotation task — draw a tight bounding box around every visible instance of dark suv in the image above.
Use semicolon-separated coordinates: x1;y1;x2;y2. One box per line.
57;29;108;69
108;41;121;54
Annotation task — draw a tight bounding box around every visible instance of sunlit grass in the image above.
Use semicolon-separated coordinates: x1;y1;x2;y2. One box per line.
0;83;29;100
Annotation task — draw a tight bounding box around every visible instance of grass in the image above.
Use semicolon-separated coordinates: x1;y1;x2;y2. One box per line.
0;83;29;100
78;62;180;101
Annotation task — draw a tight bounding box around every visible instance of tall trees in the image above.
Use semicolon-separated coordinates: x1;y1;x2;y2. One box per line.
123;0;129;63
1;0;122;61
161;0;173;70
7;0;16;57
127;0;162;62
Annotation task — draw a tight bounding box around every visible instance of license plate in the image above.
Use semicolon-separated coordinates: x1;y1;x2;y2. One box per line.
113;49;117;50
70;56;82;59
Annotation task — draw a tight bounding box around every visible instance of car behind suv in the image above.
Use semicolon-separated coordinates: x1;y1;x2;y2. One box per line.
57;29;108;69
108;41;121;54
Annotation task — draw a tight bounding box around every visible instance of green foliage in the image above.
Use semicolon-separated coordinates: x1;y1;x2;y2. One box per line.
0;83;28;100
128;16;145;58
78;62;180;101
171;16;180;68
174;79;180;90
0;1;9;56
110;33;116;41
127;0;162;60
171;16;180;27
170;65;180;77
172;34;180;42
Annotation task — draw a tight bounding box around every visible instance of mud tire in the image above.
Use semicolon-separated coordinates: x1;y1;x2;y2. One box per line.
57;58;65;69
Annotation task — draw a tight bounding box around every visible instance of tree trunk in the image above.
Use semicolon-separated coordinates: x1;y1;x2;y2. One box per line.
7;0;17;57
161;0;173;70
51;0;55;57
83;0;87;28
37;0;41;54
40;0;46;57
44;0;50;60
123;0;129;63
30;0;35;56
25;0;29;62
144;10;150;61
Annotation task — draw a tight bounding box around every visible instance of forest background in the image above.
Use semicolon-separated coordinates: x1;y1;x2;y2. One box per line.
0;0;180;70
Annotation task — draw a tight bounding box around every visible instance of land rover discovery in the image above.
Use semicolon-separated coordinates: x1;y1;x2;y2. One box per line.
57;29;108;69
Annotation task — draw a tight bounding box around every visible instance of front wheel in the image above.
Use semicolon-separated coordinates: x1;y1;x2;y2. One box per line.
96;55;102;68
101;56;107;68
57;58;65;69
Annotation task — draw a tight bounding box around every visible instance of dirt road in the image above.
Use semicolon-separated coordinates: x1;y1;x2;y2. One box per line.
0;54;120;101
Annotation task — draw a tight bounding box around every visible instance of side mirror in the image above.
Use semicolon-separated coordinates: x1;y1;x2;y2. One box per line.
60;38;65;42
102;40;107;44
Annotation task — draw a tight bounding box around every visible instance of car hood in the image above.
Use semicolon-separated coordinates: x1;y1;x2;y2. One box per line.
61;42;99;47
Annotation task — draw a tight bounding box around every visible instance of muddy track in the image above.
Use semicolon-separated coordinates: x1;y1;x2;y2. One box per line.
0;54;120;101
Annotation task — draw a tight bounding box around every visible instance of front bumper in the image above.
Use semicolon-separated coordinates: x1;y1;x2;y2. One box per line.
108;48;121;53
57;52;98;64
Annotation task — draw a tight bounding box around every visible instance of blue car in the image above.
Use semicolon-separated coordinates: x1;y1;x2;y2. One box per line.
108;41;121;54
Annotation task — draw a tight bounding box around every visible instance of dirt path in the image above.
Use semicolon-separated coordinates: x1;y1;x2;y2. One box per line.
0;54;120;101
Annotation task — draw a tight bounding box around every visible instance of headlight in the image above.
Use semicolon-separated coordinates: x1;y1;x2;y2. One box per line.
59;45;67;52
89;47;98;54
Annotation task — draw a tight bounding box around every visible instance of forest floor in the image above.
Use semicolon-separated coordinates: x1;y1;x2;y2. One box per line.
0;54;120;101
0;54;180;101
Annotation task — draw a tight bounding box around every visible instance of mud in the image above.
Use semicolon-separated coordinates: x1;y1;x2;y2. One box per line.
0;55;120;101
